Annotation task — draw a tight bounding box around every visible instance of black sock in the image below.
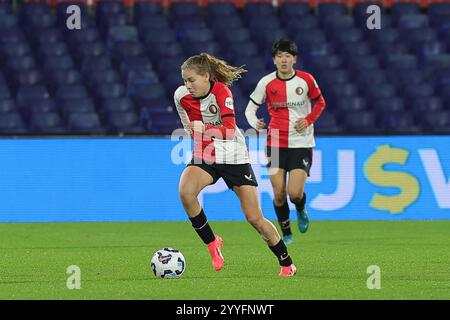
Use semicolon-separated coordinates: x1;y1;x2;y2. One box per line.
292;193;306;212
189;209;215;245
269;239;293;267
273;201;291;237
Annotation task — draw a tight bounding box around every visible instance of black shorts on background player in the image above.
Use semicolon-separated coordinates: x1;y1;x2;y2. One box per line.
266;147;313;175
187;159;258;189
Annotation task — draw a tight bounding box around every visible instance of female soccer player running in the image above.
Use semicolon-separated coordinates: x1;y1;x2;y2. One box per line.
245;38;326;244
174;53;296;276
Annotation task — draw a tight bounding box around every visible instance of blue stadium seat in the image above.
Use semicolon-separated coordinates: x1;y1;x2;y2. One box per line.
86;69;120;89
134;2;162;24
47;69;82;90
106;111;145;133
67;112;105;133
60;98;96;118
0;29;26;44
337;42;372;57
182;28;214;43
183;41;221;57
386;69;424;89
25;13;56;30
422;111;450;132
0;14;17;29
14;69;44;87
300;43;334;61
243;3;275;20
56;84;88;101
20;1;50;16
107;25;139;48
111;41;145;63
210;15;243;32
348;55;379;73
29;112;65;133
403;84;434;100
355;70;386;89
120;56;153;75
334;96;367;114
279;2;310;23
317;3;347;18
81;55;113;75
101;97;135;114
19;98;57;117
326;84;358;101
286;16;318;36
33;28;63;45
384;54;418;70
76;42;106;60
391;2;420;20
410;97;443;116
364;84;396;100
344;111;378;132
0;41;30;58
94;83;126;101
68;28;100;47
0;98;16;113
170;2;201;18
331;29;364;45
380;112;419;132
16;84;50;106
206;2;236;16
148;42;184;62
403;28;437;50
322;15;354;32
0;85;11;99
137;14;170;32
371;97;405;113
307;55;344;72
312;112;343;133
131;83;167;102
43;56;75;72
216;28;250;45
38;42;69;60
6;56;36;72
0;113;26;133
397;14;429;29
141;29;176;45
293;30;327;46
370;28;401;44
173;15;206;31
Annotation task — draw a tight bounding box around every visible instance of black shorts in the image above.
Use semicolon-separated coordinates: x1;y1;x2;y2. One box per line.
187;159;258;190
266;147;313;175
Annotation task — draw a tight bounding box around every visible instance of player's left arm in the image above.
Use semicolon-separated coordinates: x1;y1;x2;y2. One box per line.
304;74;326;127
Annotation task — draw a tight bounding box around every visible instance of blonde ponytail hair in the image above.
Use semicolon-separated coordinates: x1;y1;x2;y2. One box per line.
181;53;247;86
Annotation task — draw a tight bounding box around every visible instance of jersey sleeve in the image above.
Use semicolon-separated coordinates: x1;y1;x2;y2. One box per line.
204;85;236;140
249;78;267;105
173;88;191;134
303;73;326;126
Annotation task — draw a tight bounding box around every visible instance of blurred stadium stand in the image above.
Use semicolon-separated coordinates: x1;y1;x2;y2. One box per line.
0;0;449;134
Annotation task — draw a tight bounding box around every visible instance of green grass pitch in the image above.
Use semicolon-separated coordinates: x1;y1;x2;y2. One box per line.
0;220;449;299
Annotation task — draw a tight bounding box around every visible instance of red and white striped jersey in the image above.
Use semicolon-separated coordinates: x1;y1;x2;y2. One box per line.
174;82;249;164
248;70;326;148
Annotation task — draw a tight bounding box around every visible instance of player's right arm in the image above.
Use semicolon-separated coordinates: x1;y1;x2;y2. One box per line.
245;78;267;131
174;87;192;136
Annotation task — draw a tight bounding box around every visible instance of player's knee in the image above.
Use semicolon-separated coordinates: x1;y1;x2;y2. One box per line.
178;187;196;205
245;212;263;228
273;190;287;206
288;190;304;204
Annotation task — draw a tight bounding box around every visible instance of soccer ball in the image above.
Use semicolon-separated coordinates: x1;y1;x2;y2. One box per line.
151;247;186;279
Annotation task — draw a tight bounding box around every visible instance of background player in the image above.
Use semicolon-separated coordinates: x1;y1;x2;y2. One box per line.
174;53;297;276
245;38;326;244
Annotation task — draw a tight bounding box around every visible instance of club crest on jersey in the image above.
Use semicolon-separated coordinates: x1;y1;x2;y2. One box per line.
270;89;277;95
208;104;218;114
296;87;304;95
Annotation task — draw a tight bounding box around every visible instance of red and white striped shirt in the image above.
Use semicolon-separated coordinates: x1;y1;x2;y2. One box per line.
174;82;249;164
246;70;326;148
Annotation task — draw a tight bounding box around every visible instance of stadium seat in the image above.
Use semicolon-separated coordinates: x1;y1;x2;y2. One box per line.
0;98;16;113
334;96;367;114
312;112;343;133
397;14;429;29
56;84;88;101
106;111;145;133
206;2;237;17
286;16;318;36
19;98;58;117
60;98;96;119
29;112;65;133
134;2;162;24
365;84;396;100
0;112;26;133
279;2;310;23
16;85;50;106
344;111;378;132
137;14;170;32
422;111;450;132
0;42;31;58
43;56;75;72
380;112;419;132
67;112;105;133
